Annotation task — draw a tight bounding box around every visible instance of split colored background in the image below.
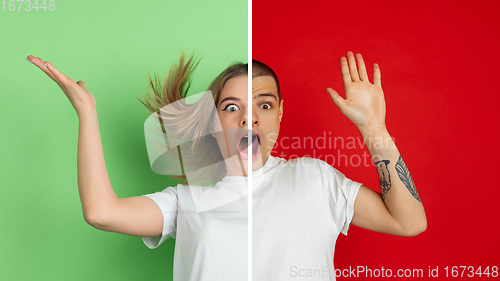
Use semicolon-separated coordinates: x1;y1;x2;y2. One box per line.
1;0;499;280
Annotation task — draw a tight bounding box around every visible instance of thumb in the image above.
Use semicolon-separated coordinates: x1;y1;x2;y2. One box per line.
76;80;87;90
76;80;96;105
326;88;346;111
76;80;90;93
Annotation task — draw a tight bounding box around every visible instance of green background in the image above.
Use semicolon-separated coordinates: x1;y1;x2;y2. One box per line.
0;1;247;280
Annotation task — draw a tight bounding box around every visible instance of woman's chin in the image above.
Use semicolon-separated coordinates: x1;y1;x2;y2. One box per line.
223;152;264;177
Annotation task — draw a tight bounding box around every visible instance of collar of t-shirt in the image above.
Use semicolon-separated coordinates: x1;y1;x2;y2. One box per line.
189;156;278;213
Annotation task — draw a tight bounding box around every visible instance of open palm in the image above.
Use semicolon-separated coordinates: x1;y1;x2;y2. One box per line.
327;52;386;130
27;55;96;116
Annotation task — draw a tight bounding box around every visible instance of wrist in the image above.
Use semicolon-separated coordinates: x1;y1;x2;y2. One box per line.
357;123;388;137
358;124;397;159
78;108;98;122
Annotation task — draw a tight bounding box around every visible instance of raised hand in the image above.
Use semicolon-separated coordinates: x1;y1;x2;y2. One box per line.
27;55;96;116
326;51;386;131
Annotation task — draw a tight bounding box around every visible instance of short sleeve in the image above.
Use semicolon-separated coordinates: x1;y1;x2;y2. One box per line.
140;186;178;249
339;179;362;235
319;160;362;236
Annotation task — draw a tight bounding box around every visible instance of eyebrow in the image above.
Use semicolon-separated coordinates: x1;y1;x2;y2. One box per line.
219;96;241;107
253;93;277;100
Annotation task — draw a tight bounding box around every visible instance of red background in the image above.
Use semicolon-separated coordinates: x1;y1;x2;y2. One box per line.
254;0;499;278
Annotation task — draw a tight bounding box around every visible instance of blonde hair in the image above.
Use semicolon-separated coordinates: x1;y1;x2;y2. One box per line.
138;52;248;185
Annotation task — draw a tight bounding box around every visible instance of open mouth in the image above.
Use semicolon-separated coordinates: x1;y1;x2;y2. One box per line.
237;132;260;161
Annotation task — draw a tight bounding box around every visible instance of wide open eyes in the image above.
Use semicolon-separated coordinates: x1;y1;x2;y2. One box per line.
222;102;272;112
222;104;239;112
260;102;272;110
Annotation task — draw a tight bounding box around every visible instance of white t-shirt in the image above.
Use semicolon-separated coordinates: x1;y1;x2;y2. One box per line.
253;156;362;280
141;155;361;281
141;176;249;281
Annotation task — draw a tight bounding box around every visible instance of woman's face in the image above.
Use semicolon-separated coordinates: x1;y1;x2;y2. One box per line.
211;75;283;175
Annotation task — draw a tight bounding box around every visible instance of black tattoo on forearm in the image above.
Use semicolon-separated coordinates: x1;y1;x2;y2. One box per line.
395;155;421;202
375;160;391;201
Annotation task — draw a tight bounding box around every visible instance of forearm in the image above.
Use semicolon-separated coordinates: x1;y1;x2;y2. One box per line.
77;110;118;226
359;124;427;236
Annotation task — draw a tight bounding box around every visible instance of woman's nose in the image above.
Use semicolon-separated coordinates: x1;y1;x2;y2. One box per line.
240;111;259;126
241;110;248;126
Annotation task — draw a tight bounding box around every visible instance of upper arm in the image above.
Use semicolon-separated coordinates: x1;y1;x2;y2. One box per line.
351;185;407;236
91;196;164;237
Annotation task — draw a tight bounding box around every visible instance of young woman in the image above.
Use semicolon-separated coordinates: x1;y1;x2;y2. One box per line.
26;54;252;281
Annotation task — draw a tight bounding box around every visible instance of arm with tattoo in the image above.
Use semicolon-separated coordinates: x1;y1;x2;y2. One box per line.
327;51;426;236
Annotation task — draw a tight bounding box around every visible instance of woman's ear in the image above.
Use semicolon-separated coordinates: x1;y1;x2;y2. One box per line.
209;113;222;138
210;122;216;138
209;116;216;137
